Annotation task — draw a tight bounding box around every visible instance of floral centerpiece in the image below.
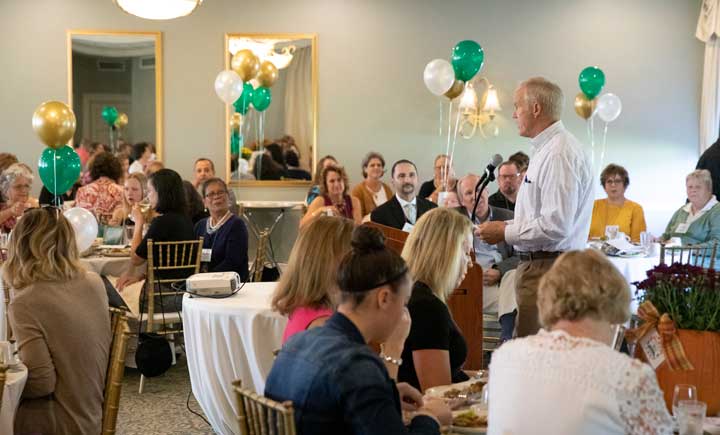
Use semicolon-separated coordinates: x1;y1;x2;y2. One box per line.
630;262;720;414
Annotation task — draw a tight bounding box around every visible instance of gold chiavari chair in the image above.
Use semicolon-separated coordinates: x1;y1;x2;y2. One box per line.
102;307;130;435
0;363;7;413
139;238;202;393
659;241;718;269
233;380;296;435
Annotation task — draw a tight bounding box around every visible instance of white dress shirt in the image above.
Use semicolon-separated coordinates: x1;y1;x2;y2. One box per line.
505;121;594;252
396;194;417;224
128;160;144;174
488;329;673;435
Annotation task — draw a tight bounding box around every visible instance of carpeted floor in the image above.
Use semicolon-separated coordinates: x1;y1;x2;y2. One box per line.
117;357;216;435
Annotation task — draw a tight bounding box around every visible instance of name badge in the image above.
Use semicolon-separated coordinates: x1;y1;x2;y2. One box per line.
401;222;414;233
201;248;212;262
675;223;690;234
639;329;666;369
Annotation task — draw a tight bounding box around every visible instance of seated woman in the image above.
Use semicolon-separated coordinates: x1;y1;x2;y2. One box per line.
662;169;720;247
272;215;354;343
0;163;38;231
75;151;124;224
306;154;337;205
4;207;112;435
116;169;195;312
488;249;672;434
301;165;362;227
351;151;393;220
194;178;249;281
108;172;148;227
399;208;473;392
588;164;646;242
265;226;452;434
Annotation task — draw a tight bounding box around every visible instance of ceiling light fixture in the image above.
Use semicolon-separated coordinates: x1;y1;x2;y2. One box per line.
114;0;203;20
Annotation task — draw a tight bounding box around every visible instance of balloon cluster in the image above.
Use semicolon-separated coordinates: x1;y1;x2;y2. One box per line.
32;101;97;252
574;67;622;123
423;40;485;99
214;50;278;114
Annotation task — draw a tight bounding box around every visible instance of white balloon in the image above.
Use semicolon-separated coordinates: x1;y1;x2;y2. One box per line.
214;70;244;104
423;59;455;96
595;93;622;123
63;207;98;253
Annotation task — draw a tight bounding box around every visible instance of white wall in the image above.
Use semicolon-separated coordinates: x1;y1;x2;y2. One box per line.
0;0;703;236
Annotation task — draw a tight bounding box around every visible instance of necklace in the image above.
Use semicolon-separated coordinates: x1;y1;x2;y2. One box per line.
206;211;231;234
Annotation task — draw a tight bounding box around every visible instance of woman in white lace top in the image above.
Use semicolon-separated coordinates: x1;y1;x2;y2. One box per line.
488;249;672;435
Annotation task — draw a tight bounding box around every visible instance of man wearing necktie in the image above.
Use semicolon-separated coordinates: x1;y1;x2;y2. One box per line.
371;159;436;230
476;77;594;337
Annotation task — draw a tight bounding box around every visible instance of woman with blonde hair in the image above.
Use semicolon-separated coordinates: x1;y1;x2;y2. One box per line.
398;208;474;391
300;165;362;227
108;172;150;227
488;249;671;434
272;216;355;343
3;207;112;434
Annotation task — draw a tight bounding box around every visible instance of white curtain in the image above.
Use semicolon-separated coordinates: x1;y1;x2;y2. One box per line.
284;47;313;170
698;0;720;152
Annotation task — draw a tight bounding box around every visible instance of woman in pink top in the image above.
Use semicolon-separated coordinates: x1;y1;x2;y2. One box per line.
272;216;354;343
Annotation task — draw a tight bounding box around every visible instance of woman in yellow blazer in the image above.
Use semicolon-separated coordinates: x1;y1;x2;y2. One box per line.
589;164;647;242
351;151;393;220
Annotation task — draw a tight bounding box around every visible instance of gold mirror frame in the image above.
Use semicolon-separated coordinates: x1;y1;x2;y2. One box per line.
224;32;318;187
66;30;164;160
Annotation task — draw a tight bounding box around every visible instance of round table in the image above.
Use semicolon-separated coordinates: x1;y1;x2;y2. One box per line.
183;282;287;435
1;364;28;434
81;254;132;277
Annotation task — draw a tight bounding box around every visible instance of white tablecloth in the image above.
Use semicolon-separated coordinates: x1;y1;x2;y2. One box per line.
606;255;660;286
81;255;132;277
1;364;28;435
183;282;287;435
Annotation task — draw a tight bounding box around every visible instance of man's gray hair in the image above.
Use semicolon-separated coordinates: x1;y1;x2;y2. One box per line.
0;163;34;196
520;77;564;121
456;173;480;197
687;169;713;193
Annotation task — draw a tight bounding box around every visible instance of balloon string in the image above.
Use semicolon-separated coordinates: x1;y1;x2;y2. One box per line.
600;122;609;170
443;100;453;190
589;116;596;174
438;99;443;137
447;83;466;191
53;148;58;206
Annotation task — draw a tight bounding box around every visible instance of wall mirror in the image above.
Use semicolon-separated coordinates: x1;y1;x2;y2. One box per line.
67;30;163;159
224;33;317;186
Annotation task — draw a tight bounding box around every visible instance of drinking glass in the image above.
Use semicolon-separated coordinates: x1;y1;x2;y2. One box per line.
673;384;698;417
677;400;706;435
605;225;619;240
137;197;151;214
0;232;8;250
0;341;12;365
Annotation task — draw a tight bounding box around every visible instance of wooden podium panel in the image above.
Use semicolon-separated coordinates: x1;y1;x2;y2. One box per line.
363;222;484;369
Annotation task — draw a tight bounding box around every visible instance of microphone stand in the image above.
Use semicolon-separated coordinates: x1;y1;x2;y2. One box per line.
471;169;495;223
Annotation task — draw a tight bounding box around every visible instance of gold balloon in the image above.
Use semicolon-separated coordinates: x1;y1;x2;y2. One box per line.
115;113;129;128
231;49;260;82
32;101;77;149
230;113;243;131
444;80;464;100
257;61;279;87
574;92;596;120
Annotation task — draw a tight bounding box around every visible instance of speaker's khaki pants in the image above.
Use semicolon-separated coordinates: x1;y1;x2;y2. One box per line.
514;258;556;337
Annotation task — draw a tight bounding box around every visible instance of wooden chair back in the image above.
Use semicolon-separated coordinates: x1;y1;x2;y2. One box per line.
102;307;131;435
233;380;297;435
145;238;203;332
0;363;6;413
659;242;718;269
362;222;485;369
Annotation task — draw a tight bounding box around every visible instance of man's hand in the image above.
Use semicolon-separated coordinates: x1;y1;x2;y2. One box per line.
475;221;506;245
483;268;501;286
396;382;423;412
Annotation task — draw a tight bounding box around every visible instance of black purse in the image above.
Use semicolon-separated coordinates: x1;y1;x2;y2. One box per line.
134;278;173;377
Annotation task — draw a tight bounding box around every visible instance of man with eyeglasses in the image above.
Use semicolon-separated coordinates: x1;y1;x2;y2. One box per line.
488;160;525;212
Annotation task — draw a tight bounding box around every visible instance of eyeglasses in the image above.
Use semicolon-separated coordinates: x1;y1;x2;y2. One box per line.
605;178;625;185
205;190;227;199
498;173;521;181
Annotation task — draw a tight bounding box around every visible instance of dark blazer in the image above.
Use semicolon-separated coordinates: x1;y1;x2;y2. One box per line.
370;195;437;230
697;139;720;199
455;205;519;276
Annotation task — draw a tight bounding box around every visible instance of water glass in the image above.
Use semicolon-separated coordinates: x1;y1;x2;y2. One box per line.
673;384;698;417
677;400;706;435
0;232;8;249
0;341;12;365
605;225;620;240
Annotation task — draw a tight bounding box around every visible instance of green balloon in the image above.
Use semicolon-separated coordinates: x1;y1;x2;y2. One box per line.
252;87;272;112
38;146;81;194
233;83;254;115
101;106;118;126
230;131;241;154
451;40;484;82
579;66;605;99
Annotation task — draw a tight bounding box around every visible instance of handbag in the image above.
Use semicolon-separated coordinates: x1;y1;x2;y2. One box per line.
134;277;173;377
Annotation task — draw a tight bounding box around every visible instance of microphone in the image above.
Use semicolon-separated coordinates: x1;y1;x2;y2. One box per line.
478;154;504;184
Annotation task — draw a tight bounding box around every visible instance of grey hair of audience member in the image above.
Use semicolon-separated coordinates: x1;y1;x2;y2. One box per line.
519;77;564;121
0;163;34;198
686;169;713;192
455;173;480;197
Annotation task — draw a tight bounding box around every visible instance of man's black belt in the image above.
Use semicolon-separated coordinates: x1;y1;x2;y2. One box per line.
517;251;563;261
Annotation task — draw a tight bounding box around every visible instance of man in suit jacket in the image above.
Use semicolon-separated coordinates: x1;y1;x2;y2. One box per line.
456;174;519;341
371;159;436;230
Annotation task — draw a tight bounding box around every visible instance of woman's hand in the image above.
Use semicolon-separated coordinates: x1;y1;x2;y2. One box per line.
130;204;144;226
10;201;28;217
396;382;423;412
383;307;411;355
116;273;141;290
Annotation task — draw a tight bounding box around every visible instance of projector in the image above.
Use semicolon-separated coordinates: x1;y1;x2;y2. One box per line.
186;272;241;297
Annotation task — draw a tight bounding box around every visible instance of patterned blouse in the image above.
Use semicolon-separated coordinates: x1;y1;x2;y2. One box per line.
75;177;123;222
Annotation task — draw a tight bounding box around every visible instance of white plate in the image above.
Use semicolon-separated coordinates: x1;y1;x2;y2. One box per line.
425;379;487;399
451;407;488;434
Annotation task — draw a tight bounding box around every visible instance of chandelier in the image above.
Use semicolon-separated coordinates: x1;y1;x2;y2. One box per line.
114;0;203;20
229;38;296;70
458;77;502;139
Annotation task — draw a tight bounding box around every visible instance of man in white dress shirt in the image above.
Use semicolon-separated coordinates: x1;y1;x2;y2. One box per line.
476;77;594;337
